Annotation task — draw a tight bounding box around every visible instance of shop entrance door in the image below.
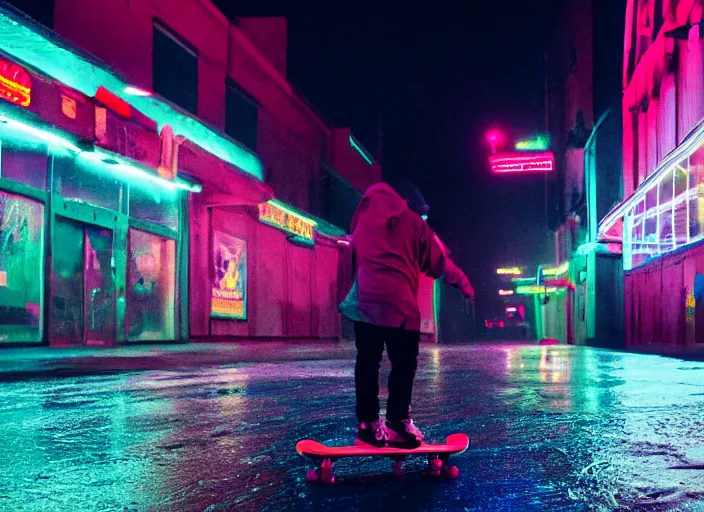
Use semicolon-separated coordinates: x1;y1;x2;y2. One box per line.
50;217;116;346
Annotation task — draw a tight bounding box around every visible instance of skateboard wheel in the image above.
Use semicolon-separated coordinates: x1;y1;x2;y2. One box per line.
444;465;460;479
392;461;404;477
306;469;320;482
320;459;334;485
430;458;443;471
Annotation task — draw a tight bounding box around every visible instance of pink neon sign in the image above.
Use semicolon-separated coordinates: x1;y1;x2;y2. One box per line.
489;152;555;174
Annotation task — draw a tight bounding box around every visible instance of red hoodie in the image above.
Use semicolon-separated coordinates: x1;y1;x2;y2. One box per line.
349;183;473;331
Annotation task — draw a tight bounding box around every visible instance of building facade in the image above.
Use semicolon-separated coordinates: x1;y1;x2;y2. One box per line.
599;0;704;348
0;0;391;346
543;0;625;346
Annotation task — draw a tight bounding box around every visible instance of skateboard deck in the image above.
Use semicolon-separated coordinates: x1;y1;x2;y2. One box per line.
296;433;469;483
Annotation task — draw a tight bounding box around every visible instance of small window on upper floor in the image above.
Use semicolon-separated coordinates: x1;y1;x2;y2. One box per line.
225;81;259;152
153;21;198;114
4;0;53;28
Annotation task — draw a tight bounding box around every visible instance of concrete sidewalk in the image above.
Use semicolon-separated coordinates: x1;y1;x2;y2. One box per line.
0;341;357;380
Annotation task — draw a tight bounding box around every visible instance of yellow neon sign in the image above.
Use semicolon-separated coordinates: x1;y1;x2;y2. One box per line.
497;267;522;276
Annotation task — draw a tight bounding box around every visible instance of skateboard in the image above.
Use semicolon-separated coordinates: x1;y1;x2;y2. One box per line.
296;433;469;484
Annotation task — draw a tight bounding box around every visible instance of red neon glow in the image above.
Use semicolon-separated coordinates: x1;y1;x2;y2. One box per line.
95;86;133;119
489;152;555;174
486;129;503;154
485;320;505;328
0;58;31;107
544;278;577;291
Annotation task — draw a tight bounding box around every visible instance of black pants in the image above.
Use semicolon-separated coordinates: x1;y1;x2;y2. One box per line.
354;322;420;423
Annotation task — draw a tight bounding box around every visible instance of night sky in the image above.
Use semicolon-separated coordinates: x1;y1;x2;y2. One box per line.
216;1;562;319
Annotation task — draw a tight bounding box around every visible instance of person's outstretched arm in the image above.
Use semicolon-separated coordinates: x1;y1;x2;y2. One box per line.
418;221;474;300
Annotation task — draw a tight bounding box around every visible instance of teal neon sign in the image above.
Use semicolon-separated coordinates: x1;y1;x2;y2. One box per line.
515;135;550;151
349;135;373;165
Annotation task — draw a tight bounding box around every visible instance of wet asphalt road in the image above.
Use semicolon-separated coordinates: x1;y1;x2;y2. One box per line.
3;344;704;511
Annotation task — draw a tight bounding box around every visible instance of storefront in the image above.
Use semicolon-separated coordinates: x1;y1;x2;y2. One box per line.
0;55;195;345
185;147;349;340
598;119;704;347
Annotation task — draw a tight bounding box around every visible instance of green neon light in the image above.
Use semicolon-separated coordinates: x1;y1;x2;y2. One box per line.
0;114;81;153
516;285;559;295
349;135;373;165
511;277;535;285
515;135;550;151
542;262;569;276
0;8;263;180
0;110;200;193
268;199;318;227
433;279;440;340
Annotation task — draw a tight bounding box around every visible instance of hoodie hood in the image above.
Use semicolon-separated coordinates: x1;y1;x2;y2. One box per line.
350;182;409;233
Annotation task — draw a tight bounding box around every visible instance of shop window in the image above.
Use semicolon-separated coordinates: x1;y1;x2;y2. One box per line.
630;200;646;268
129;185;179;231
689;145;704;242
674;159;689;246
0;138;48;190
643;187;658;259
53;156;122;212
658;169;674;252
225;81;258;151
153;22;198;115
0;192;44;343
127;229;176;341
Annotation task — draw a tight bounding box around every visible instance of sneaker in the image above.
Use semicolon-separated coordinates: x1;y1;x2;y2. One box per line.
356;418;390;447
387;419;423;448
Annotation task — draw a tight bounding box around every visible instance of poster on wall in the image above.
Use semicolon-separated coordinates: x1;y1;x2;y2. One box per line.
211;231;247;320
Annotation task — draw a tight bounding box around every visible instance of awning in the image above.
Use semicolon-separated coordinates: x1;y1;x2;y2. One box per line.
0;4;263;181
598;115;704;242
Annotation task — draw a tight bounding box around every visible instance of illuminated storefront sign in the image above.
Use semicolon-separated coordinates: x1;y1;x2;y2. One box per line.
258;200;316;241
497;267;522;276
0;57;31;107
541;262;569;277
516;285;559;295
515;135;550;151
498;289;514;296
489;152;555;173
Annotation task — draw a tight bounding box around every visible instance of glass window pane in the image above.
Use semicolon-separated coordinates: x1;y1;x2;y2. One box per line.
674;161;689;246
0;191;44;343
49;218;84;345
690;147;704;242
153;23;198;114
53;156;122;212
632;200;646;268
0;138;48;190
658;170;673;253
127;229;176;341
128;185;179;231
226;83;258;151
644;187;658;260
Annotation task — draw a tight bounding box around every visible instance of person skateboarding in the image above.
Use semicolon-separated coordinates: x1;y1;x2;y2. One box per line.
340;182;475;448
